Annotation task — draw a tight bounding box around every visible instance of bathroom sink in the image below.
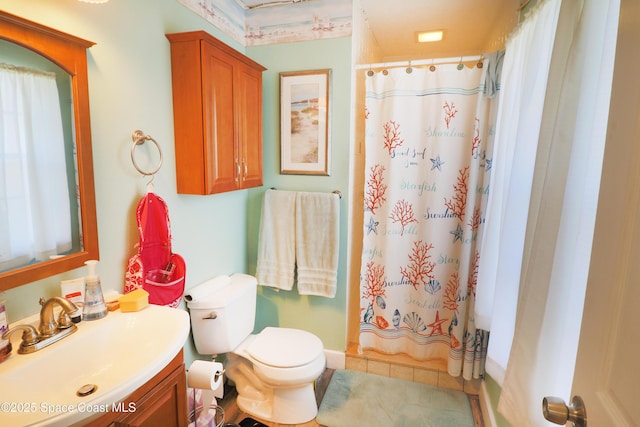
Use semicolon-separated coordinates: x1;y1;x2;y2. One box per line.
0;304;190;427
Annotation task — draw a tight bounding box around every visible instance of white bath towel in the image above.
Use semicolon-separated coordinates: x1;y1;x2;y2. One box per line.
256;189;297;291
295;191;340;298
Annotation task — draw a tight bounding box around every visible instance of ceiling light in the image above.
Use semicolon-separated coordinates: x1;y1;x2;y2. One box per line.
417;30;444;43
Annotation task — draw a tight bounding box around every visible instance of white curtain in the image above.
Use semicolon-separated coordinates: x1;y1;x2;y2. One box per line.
0;64;72;271
359;60;501;378
481;0;619;425
474;0;564;385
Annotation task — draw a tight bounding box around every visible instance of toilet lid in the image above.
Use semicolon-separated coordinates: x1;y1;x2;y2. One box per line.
247;327;323;368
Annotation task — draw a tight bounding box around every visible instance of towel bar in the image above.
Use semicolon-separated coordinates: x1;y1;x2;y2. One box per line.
269;187;342;199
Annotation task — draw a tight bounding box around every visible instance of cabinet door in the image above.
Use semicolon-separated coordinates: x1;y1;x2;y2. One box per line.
201;41;239;194
236;61;263;189
117;363;187;427
168;31;264;195
84;352;187;427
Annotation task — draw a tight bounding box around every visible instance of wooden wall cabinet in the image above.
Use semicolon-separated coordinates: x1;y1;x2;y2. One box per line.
86;350;187;427
167;31;266;195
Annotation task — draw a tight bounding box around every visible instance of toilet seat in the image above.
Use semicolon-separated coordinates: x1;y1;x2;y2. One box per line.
247;327;323;368
231;327;326;387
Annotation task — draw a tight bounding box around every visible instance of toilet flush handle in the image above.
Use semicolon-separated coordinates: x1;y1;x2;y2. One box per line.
203;312;218;320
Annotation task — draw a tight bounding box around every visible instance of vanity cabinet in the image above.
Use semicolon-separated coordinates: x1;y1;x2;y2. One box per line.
86;350;187;427
167;31;266;195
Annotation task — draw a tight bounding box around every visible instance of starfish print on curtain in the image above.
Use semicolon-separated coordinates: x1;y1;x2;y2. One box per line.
359;61;500;379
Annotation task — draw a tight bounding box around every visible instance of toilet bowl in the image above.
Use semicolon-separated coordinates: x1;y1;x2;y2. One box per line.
186;274;326;424
226;327;326;424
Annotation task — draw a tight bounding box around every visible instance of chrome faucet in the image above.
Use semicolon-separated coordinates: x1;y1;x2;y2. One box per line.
1;297;81;354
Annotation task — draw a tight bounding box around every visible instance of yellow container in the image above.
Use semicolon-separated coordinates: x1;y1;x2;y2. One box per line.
118;289;149;312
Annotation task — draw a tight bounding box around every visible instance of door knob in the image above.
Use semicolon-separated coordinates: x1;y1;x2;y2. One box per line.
542;395;587;427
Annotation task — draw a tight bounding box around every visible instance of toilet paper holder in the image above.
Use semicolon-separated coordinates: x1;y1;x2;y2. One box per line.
187;360;225;396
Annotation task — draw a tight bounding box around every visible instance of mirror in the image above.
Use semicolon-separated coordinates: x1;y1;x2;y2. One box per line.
0;11;99;290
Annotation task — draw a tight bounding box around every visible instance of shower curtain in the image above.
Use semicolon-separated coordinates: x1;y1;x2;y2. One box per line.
359;59;501;378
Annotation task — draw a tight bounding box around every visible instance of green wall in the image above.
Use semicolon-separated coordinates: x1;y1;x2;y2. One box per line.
0;0;252;366
0;0;352;364
246;38;352;352
0;0;512;423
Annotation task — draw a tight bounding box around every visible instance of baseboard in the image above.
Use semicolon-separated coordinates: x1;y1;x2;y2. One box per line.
479;380;498;427
324;349;346;370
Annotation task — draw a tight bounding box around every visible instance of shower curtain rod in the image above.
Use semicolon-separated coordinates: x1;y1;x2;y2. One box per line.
355;54;483;70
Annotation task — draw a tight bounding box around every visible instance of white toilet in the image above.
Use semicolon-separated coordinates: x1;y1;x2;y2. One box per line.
187;273;326;424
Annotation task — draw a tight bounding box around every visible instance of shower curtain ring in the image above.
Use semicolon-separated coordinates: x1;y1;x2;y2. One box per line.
367;65;374;77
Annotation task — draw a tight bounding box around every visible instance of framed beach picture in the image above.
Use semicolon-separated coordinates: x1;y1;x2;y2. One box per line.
280;69;331;175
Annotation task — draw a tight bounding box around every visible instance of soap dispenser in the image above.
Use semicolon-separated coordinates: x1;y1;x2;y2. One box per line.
83;260;108;320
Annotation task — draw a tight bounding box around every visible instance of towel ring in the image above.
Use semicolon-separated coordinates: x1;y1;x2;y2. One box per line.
131;130;163;177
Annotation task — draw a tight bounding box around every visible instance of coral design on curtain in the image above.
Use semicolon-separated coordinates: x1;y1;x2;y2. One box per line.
359;62;500;378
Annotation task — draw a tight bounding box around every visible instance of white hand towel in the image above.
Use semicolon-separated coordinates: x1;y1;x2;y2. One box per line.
295;191;340;298
256;189;296;291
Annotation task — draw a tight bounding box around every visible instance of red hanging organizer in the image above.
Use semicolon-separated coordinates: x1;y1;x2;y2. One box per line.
125;130;185;307
124;191;186;307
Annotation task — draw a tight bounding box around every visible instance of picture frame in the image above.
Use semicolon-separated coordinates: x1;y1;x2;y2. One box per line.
280;69;331;175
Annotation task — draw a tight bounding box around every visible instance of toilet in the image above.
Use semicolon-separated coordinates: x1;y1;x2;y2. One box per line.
187;273;326;425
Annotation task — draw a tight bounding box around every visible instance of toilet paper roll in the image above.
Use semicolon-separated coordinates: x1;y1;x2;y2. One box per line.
188;360;224;392
184;275;231;302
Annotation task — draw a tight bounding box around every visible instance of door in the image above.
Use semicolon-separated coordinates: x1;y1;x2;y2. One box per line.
568;1;639;425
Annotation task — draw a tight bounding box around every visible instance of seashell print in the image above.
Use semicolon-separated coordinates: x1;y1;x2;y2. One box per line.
363;304;374;323
403;312;427;333
376;295;386;309
450;334;460;349
475;331;484;352
464;330;473;346
375;316;389;329
425;279;441;295
392;309;401;329
448;313;458;335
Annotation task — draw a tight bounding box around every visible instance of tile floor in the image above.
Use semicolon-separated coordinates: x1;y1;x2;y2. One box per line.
344;343;482;396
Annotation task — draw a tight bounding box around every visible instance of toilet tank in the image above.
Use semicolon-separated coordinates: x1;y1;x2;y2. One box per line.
187;273;257;355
